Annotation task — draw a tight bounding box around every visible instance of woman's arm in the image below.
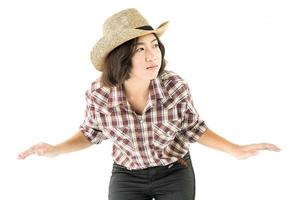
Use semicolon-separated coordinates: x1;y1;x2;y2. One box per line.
197;128;281;159
18;130;92;159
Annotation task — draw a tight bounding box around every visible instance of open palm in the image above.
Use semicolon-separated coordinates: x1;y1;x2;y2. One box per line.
233;143;281;160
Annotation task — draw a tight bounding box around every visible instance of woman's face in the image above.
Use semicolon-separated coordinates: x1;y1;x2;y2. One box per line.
130;34;162;81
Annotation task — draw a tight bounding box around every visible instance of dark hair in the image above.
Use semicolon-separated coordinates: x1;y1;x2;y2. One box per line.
101;34;167;87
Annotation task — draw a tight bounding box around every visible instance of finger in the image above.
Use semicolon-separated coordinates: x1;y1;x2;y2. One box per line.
254;143;280;151
18;149;35;159
18;150;35;159
251;143;281;152
264;143;281;152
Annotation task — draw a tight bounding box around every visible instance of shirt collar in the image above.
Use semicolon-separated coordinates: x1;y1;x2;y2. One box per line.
107;76;170;108
107;84;127;108
149;76;170;102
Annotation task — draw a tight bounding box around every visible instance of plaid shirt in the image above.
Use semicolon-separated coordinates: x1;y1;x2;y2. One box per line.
79;70;208;170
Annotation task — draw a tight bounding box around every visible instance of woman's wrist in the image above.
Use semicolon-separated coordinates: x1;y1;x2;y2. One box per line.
52;144;63;156
226;143;241;158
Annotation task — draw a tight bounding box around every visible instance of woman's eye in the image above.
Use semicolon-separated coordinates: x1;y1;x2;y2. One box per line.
153;44;159;48
136;47;144;52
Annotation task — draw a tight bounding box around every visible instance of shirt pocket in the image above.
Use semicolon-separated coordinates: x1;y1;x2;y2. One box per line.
105;126;134;156
152;119;182;150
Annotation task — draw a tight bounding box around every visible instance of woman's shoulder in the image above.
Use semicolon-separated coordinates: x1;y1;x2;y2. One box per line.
89;77;110;94
159;70;190;97
84;76;111;105
160;70;189;88
160;70;186;83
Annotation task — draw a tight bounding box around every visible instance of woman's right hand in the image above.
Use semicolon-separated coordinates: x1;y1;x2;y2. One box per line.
18;142;59;160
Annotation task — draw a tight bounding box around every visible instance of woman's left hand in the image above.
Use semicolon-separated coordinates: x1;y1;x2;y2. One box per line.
231;143;281;160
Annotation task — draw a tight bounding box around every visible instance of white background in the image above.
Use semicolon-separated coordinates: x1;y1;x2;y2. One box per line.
1;0;299;199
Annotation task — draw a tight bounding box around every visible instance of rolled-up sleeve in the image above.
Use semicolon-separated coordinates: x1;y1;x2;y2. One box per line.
180;84;208;143
79;89;108;144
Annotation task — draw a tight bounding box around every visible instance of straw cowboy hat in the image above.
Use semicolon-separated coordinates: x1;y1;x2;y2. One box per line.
90;8;169;71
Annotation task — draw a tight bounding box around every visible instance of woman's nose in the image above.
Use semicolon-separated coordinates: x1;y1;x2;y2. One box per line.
145;49;156;62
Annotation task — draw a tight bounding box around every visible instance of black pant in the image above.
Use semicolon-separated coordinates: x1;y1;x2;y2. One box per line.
108;152;195;200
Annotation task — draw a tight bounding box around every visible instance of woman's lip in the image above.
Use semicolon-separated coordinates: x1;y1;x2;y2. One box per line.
146;65;158;69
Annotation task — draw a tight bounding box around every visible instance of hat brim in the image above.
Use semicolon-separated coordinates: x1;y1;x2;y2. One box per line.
91;21;169;71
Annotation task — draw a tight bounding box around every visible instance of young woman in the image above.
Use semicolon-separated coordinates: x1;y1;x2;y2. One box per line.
18;8;280;200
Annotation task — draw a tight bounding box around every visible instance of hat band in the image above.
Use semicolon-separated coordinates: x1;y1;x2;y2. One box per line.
135;25;154;30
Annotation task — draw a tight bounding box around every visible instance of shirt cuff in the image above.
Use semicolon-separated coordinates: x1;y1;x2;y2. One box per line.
186;121;208;143
79;125;106;144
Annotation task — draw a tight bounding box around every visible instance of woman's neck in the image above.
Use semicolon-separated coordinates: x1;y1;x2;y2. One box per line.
123;78;150;101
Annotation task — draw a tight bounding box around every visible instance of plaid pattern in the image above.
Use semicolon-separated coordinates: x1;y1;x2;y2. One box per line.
79;70;208;170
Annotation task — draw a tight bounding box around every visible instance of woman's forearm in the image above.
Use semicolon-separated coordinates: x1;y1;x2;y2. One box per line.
18;130;93;159
197;128;239;155
197;128;281;159
55;131;93;155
